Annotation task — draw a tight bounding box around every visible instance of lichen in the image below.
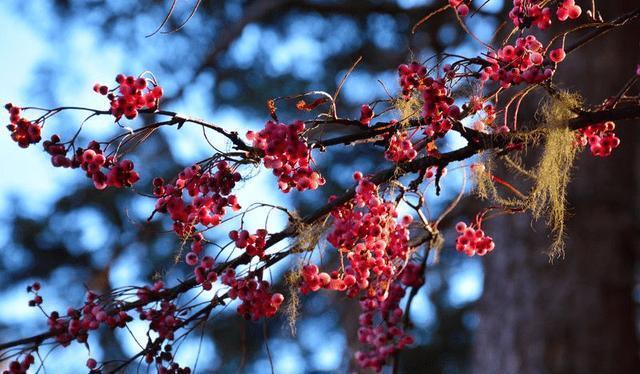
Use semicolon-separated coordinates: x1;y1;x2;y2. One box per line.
394;95;423;124
528;91;581;259
472;91;582;259
284;271;301;336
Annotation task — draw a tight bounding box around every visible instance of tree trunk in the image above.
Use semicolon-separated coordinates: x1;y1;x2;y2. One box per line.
472;2;640;373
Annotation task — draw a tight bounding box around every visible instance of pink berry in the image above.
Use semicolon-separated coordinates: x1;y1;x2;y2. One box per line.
550;48;566;63
86;358;97;369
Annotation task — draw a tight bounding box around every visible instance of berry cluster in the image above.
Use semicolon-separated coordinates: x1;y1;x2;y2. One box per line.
556;0;582;21
191;255;218;291
47;291;132;347
508;0;552;30
300;172;415;369
299;265;326;293
4;104;41;148
3;354;35;374
140;300;181;340
467;102;497;133
398;62;427;98
90;155;140;190
142;344;192;374
44;139;140;190
400;262;424;288
508;0;580;29
455;221;495;256
299;264;358;294
576;121;620;157
94;73;163;121
155;361;192;374
422;79;457;134
229;229;268;258
398;62;458;137
448;0;470;16
482;35;554;88
135;280;167;304
355;283;414;372
322;174;413;299
153;162;242;238
385;131;417;163
247;120;325;192
222;270;284;321
26;282;43;307
43;134;67;166
80;142;140;190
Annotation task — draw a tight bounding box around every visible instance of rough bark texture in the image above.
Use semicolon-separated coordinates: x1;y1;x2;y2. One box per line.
472;2;640;373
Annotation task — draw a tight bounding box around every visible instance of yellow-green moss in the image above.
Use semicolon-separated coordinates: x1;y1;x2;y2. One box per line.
395;95;423;124
528;92;581;259
473;91;582;259
284;271;301;336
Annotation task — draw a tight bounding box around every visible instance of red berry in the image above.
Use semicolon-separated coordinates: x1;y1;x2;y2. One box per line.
549;48;566;63
152;86;164;99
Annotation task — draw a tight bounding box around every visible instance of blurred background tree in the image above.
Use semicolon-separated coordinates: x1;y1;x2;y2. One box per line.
0;0;637;373
473;1;640;373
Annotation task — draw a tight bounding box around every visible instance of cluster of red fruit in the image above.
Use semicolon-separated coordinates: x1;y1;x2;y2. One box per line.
325;173;413;298
455;221;495;257
400;262;424;288
355;283;415;372
3;354;35;374
576;121;621;157
4;104;41;148
299;264;358;294
44;138;140;190
482;35;554;88
556;0;582;21
43;134;67;166
470;102;500;133
508;0;581;30
190;255;218;291
247;120;325;192
153;162;242;238
135;280;167;303
508;0;552;29
398;62;427;98
448;0;470;16
398;62;458;137
385;131;417;163
419;76;458;136
47;291;132;347
139;344;192;374
140;300;181;340
94;73;163;120
229;229;268;258
83;147;140;190
26;282;43;307
297;172;416;370
221;270;285;321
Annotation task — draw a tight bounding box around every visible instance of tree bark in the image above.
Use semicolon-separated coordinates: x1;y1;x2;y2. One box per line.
472;2;640;373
